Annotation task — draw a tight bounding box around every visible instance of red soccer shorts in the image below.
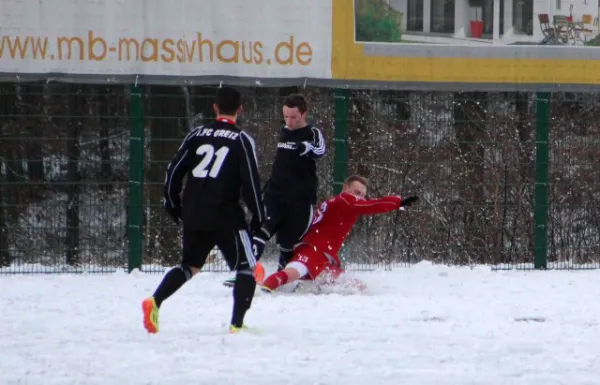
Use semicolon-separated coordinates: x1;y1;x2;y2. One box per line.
289;243;343;282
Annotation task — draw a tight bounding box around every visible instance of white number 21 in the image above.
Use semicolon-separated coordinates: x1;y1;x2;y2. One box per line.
192;144;230;178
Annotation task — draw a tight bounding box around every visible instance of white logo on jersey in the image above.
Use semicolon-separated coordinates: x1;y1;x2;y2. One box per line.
277;142;298;150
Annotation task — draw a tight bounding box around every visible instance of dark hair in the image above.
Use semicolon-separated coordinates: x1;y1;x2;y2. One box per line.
283;93;308;113
215;86;242;115
343;175;370;188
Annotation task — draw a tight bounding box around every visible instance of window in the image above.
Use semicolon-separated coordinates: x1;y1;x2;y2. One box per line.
407;0;424;31
513;0;534;35
482;0;505;35
430;0;455;33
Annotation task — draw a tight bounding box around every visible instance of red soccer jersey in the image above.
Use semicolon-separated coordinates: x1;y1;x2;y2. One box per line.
300;192;403;263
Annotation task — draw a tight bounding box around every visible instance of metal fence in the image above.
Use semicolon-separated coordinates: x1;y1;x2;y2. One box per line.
1;84;599;273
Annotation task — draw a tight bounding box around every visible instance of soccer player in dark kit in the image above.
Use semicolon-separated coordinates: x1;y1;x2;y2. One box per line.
223;93;326;287
142;86;265;334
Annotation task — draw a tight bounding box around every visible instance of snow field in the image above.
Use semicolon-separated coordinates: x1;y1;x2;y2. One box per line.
2;261;600;385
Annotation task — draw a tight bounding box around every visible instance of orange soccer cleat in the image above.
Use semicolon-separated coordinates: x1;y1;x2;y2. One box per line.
253;262;265;284
142;297;159;334
222;262;266;288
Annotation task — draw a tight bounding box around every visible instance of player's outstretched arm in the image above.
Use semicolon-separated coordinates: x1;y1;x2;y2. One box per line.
239;131;266;229
298;126;326;158
339;193;412;216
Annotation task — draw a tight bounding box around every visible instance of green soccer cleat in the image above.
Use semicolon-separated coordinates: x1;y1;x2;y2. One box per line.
260;285;273;294
228;324;248;334
222;277;236;287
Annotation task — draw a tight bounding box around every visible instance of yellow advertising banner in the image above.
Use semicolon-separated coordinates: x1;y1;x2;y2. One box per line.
332;0;600;86
3;0;600;88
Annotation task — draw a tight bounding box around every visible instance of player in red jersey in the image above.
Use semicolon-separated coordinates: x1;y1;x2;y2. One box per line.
260;175;419;293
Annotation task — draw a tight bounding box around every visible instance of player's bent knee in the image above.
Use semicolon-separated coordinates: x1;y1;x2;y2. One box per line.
176;264;195;280
286;261;308;280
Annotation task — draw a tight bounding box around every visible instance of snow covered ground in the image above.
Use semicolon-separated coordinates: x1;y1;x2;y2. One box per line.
3;261;600;385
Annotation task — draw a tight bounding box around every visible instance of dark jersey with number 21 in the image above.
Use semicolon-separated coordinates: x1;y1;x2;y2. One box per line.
164;119;265;231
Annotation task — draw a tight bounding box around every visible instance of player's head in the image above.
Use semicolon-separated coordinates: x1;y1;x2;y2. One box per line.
342;175;368;199
214;86;242;118
282;93;308;129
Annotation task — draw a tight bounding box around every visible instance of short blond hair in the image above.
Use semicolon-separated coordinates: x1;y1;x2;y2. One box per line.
343;175;369;188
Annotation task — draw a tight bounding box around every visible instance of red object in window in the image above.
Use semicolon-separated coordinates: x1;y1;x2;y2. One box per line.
470;20;484;38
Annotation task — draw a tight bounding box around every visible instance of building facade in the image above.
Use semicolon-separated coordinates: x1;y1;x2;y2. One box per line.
385;0;598;44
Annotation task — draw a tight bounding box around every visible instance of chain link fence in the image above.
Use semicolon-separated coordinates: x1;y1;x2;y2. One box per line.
1;85;599;273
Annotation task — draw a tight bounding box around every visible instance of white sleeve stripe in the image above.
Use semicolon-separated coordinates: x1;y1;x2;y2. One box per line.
241;131;258;164
240;131;263;223
166;149;188;207
239;230;256;268
310;127;326;155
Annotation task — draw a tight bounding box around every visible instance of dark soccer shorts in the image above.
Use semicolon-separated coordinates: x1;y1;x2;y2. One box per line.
263;195;314;250
181;227;256;271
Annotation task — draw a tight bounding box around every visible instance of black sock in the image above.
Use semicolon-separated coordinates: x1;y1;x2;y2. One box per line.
231;272;256;327
152;265;191;307
278;249;293;270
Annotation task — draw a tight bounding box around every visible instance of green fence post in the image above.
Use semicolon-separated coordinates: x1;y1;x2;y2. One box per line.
534;92;550;269
128;85;144;272
333;89;349;263
333;89;349;194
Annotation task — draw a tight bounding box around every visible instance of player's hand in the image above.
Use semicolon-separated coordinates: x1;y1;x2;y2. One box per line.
250;216;262;234
298;141;313;156
252;237;266;261
166;207;181;224
400;196;419;207
251;227;270;261
163;198;182;224
252;239;265;260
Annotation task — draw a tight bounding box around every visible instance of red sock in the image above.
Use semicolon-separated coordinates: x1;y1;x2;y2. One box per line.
262;271;289;291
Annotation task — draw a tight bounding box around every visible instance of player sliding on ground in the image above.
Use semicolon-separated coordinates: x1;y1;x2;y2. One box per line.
260;175;419;293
